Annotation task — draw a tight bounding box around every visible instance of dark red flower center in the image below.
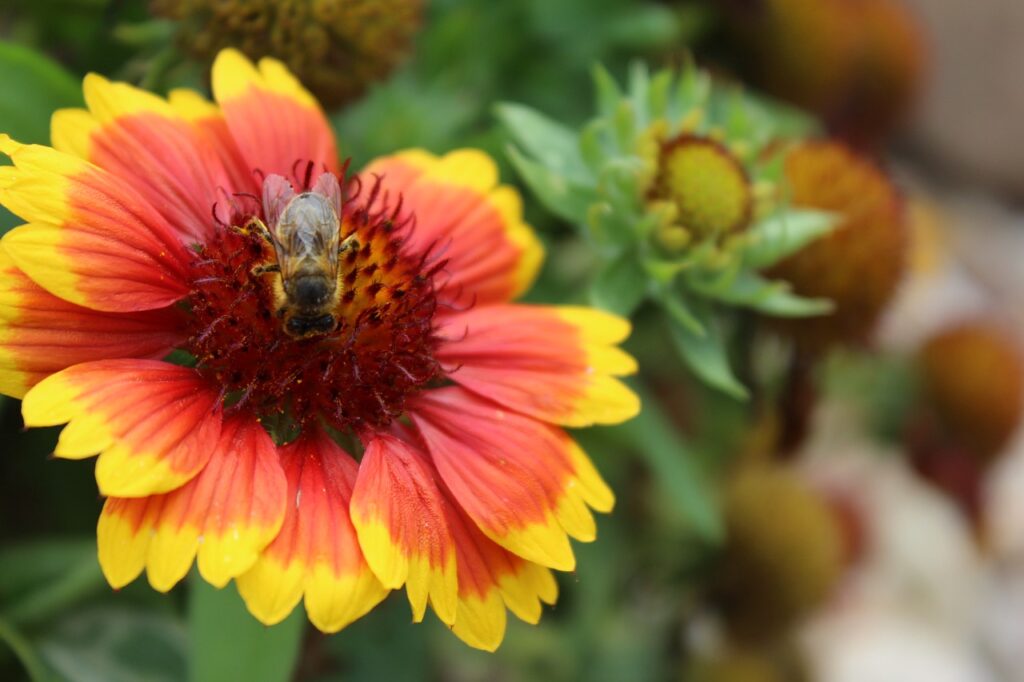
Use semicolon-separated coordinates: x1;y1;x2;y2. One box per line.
183;169;445;434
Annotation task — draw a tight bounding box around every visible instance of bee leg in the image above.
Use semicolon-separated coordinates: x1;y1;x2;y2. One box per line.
339;233;361;254
238;217;275;244
251;263;280;277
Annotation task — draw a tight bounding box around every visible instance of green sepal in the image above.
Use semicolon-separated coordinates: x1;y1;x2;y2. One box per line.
689;270;834;317
495;102;590;182
665;301;749;400
741;209;838;269
506;144;597;224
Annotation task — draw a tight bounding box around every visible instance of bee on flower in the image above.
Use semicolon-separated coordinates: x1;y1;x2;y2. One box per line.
0;49;639;651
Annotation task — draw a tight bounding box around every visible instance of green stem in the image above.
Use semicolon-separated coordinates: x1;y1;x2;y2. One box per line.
602;381;724;542
0;617;48;682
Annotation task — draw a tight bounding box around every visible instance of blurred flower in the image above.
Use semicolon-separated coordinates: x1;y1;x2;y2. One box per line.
765;141;908;351
685;648;806;682
798;406;983;629
501;64;838;398
712;466;844;642
721;0;927;146
0;49;640;650
152;0;422;108
917;321;1024;462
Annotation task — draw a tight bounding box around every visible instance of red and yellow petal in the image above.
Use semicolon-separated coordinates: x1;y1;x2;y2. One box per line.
236;429;388;633
211;49;339;181
0;252;183;398
97;414;287;591
21;359;221;497
409;387;615;572
349;433;458;625
49;75;248;244
0;136;190;312
364;149;543;306
167;89;257;197
442;488;559;651
437;305;640;427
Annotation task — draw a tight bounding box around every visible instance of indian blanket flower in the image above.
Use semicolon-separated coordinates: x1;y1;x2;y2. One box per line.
0;49;639;650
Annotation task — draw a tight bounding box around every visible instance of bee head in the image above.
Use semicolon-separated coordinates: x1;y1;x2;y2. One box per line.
285;313;337;338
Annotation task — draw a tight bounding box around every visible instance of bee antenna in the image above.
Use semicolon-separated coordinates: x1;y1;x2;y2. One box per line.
339;158;352;181
252;167;266;183
211;201;227;228
292;159;315;190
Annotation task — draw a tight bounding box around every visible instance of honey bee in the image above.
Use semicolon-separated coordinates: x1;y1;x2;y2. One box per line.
249;172;358;338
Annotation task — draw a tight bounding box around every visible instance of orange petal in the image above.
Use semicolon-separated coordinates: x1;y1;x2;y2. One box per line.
0;136;190;312
410;387;615;571
0;251;183;399
50;76;252;245
236;429;388;633
437;304;640;427
97;414;287;591
441;486;559;651
363;149;543;306
22;359;222;497
211;49;339;182
349;432;458;625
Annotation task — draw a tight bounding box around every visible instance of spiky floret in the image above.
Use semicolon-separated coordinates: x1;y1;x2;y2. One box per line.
186;170;444;433
650;134;753;250
712;466;843;642
765;141;907;350
154;0;422;108
918;321;1024;462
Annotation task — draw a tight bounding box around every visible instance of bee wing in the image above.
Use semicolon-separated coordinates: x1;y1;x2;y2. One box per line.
262;174;296;230
310;172;343;217
274;196;341;282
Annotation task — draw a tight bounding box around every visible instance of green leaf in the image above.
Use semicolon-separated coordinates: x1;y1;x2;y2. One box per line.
0;538;96;605
590;252;648;316
741;209;838;269
40;608;187;682
0;539;105;628
0;40;82;236
601;384;723;542
506;144;597;224
666;304;748;400
495;102;589;181
0;41;81;145
188;575;303;682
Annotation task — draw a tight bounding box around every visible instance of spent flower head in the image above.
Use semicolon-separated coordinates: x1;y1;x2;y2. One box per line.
0;49;639;650
153;0;422;108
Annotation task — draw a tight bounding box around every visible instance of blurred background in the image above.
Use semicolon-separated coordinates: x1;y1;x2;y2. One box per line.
1;0;1024;680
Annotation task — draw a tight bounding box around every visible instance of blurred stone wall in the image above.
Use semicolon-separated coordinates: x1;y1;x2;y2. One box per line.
903;0;1024;199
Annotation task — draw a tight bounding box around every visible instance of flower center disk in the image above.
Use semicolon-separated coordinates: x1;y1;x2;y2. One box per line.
184;173;443;432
